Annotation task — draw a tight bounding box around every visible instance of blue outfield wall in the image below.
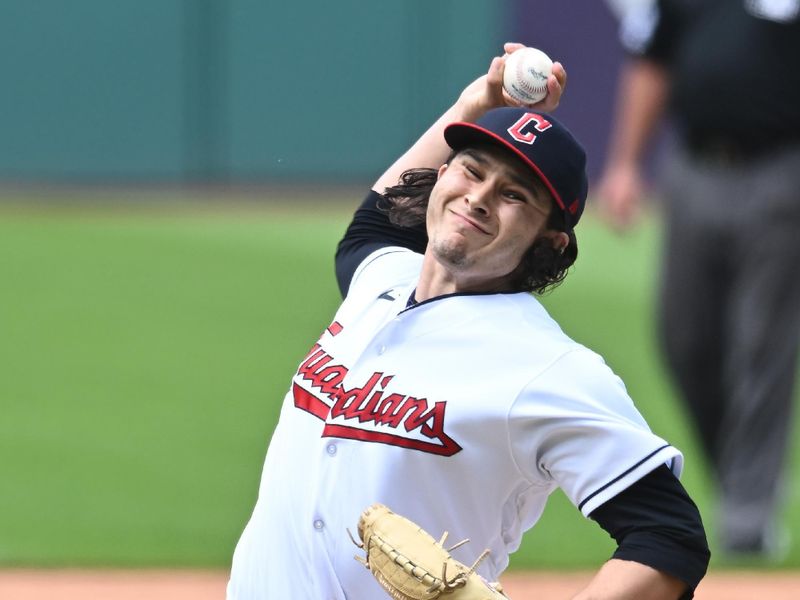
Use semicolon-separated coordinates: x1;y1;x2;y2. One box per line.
0;1;622;185
0;2;187;180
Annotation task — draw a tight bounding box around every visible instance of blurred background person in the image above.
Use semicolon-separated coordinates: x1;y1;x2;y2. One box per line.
598;0;800;559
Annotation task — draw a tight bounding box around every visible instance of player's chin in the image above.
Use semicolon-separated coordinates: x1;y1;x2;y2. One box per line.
430;236;472;268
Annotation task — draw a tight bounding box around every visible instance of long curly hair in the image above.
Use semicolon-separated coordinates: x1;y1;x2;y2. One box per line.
378;152;578;295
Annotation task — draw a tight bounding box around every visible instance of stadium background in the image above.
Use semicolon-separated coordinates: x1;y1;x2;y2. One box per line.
1;1;798;597
0;0;628;185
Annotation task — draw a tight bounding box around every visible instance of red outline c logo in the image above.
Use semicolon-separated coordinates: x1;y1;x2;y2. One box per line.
507;113;552;145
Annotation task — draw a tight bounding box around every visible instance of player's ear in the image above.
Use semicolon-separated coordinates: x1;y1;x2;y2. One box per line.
541;230;569;252
437;163;449;179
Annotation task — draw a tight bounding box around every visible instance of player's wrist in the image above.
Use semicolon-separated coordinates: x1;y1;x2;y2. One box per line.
453;94;490;124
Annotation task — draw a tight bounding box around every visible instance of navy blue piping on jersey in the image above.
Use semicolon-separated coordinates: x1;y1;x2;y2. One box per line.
399;287;525;315
578;444;672;512
406;289;418;308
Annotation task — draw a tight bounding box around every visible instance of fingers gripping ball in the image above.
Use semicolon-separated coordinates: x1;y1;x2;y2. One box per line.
503;47;553;105
351;503;509;600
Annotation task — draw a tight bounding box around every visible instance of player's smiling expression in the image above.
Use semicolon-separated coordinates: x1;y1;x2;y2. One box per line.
421;145;563;296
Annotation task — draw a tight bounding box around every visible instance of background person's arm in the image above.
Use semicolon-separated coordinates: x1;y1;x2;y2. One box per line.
597;58;669;230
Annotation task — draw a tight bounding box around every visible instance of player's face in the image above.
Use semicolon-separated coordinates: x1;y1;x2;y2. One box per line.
424;146;565;293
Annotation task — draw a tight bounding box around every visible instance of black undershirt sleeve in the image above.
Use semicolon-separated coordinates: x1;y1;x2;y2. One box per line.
589;465;710;599
334;190;428;297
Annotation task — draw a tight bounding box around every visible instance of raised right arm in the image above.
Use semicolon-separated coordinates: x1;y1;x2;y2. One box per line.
335;44;567;296
372;42;566;195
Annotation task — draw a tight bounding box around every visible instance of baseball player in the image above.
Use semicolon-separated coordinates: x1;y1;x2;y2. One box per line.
227;43;709;599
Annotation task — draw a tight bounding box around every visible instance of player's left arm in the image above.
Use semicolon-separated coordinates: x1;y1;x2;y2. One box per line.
578;465;710;599
511;350;709;598
574;559;688;599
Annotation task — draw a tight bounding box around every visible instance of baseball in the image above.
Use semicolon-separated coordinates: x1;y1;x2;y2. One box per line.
503;47;553;105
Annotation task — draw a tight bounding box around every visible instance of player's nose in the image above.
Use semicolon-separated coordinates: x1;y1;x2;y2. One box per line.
464;189;491;217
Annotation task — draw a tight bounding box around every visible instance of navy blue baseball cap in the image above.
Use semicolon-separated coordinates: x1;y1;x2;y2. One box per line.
443;107;588;228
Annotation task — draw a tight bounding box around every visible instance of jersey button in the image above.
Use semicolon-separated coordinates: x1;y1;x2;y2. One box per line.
378;345;387;355
313;519;324;531
326;443;337;456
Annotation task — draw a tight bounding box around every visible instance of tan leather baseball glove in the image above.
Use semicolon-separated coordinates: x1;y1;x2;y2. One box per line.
350;503;509;600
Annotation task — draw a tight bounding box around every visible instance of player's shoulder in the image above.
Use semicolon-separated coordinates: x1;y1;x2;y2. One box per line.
350;246;422;292
463;292;588;367
499;293;622;382
347;246;423;300
499;292;577;344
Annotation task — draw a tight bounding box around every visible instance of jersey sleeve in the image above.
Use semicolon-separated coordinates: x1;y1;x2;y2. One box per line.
619;0;685;65
591;465;710;597
508;347;683;517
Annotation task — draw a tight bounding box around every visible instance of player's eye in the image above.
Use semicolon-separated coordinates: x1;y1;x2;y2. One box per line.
464;164;483;180
503;189;527;202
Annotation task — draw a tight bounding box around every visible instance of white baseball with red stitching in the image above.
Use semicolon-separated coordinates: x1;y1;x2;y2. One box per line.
503;47;553;105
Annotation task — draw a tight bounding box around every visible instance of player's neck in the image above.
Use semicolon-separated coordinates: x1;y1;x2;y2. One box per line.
415;252;511;302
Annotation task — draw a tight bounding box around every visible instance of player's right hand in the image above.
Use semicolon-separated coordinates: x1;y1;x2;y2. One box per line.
457;43;566;123
501;42;566;114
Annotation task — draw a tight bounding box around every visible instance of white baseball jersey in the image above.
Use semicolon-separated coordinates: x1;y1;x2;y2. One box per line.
227;247;683;600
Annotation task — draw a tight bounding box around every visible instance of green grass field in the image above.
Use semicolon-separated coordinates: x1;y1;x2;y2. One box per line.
1;196;798;571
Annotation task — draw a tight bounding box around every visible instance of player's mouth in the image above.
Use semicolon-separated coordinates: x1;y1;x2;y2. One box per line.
450;210;491;235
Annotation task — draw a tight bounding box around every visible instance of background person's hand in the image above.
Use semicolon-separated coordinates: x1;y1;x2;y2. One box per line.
597;161;646;232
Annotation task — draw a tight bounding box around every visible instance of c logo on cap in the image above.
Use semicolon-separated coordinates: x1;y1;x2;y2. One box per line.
507;113;552;145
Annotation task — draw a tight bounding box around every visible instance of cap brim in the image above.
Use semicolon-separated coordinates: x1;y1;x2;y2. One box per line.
444;122;565;212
